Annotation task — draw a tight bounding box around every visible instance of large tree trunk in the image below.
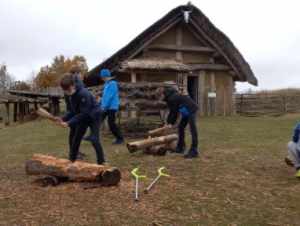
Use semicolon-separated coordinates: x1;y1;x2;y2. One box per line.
25;154;121;186
126;134;178;153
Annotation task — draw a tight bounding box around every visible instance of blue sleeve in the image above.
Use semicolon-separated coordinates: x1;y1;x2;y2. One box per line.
292;129;300;143
101;82;117;110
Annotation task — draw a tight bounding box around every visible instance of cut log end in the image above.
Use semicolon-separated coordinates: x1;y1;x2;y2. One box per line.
101;167;121;186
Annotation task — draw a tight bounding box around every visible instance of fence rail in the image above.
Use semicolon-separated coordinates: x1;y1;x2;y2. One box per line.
235;93;300;116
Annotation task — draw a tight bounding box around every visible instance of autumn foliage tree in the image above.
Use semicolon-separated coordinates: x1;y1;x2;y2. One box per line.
19;81;31;91
35;55;88;88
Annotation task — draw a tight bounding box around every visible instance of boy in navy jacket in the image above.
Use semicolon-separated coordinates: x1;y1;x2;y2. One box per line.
57;73;105;164
155;87;199;158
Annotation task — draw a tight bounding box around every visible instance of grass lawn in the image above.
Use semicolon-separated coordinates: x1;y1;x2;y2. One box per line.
1;112;300;225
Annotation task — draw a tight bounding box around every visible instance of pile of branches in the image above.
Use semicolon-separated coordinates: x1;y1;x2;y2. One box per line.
88;82;179;110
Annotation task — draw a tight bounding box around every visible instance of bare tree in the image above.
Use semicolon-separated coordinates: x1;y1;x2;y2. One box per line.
25;70;37;91
0;62;15;94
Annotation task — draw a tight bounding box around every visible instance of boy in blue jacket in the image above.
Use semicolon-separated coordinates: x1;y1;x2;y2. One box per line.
287;122;300;178
57;73;105;165
155;87;199;158
100;69;124;144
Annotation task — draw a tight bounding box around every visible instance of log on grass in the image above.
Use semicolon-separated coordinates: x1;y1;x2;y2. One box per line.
126;134;178;153
25;154;121;186
143;145;167;156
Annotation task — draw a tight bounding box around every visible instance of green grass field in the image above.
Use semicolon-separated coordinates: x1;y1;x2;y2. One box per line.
1;111;300;225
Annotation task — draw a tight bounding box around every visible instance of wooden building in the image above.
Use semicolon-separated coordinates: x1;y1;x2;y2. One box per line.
84;3;258;116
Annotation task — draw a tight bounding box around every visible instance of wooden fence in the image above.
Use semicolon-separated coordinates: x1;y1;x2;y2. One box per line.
235;93;300;116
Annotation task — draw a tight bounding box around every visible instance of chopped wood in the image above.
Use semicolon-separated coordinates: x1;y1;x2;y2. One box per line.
126;134;178;153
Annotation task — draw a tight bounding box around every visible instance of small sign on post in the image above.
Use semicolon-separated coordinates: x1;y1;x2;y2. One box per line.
207;92;217;116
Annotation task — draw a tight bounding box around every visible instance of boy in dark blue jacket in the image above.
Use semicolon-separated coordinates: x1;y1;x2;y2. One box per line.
57;73;105;164
155;87;199;158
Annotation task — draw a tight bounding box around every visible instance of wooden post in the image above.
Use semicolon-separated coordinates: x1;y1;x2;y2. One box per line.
18;103;24;122
131;72;137;83
13;103;17;122
198;70;205;116
130;72;137;118
25;103;29;115
5;103;9;126
183;73;188;95
207;95;211;116
241;94;244;116
284;93;287;114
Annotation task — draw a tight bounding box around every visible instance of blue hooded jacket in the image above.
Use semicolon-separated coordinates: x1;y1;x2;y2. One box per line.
101;78;119;110
61;76;102;127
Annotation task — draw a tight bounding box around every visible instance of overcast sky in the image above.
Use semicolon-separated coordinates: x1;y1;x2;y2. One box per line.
0;0;299;92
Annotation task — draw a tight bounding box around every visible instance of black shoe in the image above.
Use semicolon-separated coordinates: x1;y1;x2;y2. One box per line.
183;147;199;158
170;146;184;153
82;136;91;141
77;151;85;158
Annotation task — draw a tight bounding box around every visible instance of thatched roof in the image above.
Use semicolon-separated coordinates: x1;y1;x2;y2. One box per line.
84;4;257;87
88;82;179;110
119;58;191;73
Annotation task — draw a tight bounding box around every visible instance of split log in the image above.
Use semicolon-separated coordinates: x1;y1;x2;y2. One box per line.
148;127;167;136
126;134;178;153
25;154;121;186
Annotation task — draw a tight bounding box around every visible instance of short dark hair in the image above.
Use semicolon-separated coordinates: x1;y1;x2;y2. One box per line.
155;87;165;99
60;73;76;90
69;65;83;74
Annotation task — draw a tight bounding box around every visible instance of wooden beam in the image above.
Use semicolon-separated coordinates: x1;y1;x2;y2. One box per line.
187;63;231;70
212;51;223;58
186;26;211;46
228;71;237;77
148;44;217;53
175;26;183;86
189;18;244;81
118;69;179;74
111;17;182;72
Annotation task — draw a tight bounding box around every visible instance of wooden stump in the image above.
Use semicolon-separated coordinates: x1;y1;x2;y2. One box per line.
25;154;121;186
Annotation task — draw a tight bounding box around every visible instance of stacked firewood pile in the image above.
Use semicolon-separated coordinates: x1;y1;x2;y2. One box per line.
87;81;179;110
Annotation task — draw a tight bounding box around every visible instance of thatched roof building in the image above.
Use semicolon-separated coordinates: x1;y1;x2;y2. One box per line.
83;3;258;116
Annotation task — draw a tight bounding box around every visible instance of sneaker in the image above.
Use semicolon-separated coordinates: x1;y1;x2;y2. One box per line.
183;147;199;158
295;169;300;178
83;135;91;141
170;146;184;154
112;138;125;145
77;151;85;159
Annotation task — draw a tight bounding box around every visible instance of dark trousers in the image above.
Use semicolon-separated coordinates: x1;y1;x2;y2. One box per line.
102;110;123;140
69;113;104;164
177;112;198;148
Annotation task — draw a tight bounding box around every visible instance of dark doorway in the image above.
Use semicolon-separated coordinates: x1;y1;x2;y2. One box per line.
187;76;197;102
